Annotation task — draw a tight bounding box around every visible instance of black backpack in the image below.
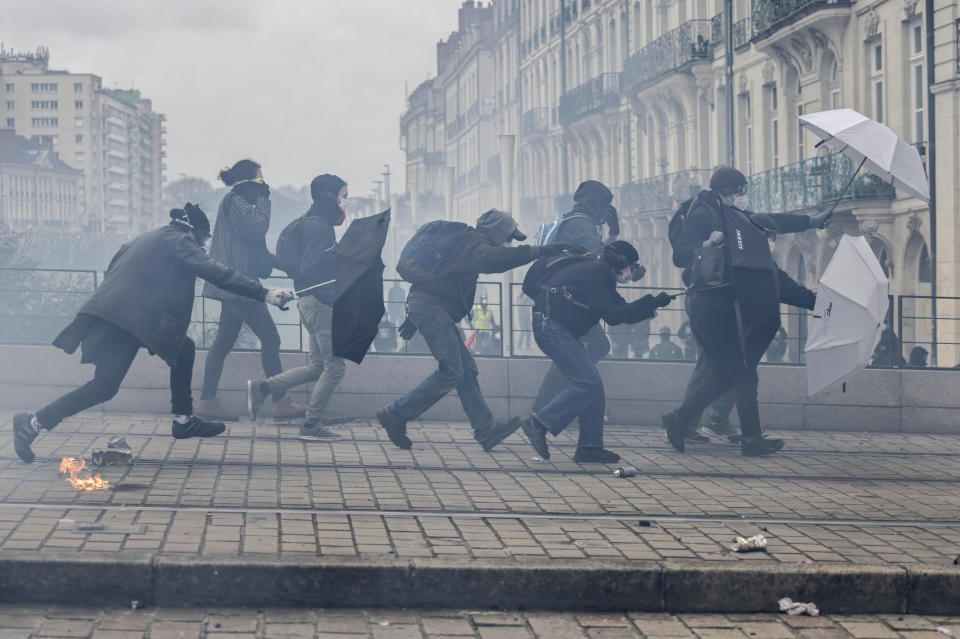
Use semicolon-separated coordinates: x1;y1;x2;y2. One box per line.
276;216;306;279
396;220;470;283
521;247;593;299
668;190;722;268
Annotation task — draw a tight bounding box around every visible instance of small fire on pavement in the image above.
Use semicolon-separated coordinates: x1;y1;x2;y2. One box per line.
59;457;109;491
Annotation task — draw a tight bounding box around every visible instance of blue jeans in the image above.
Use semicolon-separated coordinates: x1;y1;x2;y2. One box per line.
388;312;494;435
531;313;604;448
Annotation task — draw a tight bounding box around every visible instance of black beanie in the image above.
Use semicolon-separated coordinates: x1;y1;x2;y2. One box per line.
602;240;639;271
310;174;347;202
709;166;747;194
169;203;210;233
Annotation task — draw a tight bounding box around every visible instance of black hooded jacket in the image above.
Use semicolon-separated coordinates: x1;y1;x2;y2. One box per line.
288;198;341;305
407;228;539;322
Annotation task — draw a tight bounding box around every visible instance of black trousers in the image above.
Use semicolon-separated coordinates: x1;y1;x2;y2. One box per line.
674;304;778;439
532;322;610;414
37;334;195;430
201;299;282;400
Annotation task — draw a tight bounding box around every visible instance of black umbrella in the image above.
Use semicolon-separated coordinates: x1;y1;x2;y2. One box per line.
295;209;390;364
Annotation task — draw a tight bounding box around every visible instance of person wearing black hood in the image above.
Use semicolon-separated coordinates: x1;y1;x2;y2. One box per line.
247;174;350;440
377;209;568;451
519;241;674;463
11;204;295;464
198;159;304;422
532;180;622;417
663;166;822;456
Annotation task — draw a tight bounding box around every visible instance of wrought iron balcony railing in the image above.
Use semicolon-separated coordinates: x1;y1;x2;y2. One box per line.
522;107;549;135
733;17;752;48
622;20;712;94
619;169;713;217
558;73;621;126
446;114;464;140
424;151;444;168
747;152;895;213
751;0;850;39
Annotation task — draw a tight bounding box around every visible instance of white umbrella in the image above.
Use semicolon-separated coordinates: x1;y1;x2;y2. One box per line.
805;235;889;396
799;108;930;202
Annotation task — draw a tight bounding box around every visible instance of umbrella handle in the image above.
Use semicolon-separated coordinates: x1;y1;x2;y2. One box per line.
822;156;867;219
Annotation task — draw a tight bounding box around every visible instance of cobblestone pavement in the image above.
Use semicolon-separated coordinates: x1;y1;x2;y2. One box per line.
1;605;959;638
0;412;959;566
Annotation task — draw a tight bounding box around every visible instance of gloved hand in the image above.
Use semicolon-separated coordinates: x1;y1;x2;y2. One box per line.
630;263;646;282
809;209;834;229
703;230;724;247
535;243;574;258
399;317;417;340
653;292;675;308
264;288;295;309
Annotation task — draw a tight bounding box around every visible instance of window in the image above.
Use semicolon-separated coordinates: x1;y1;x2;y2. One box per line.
74;100;83;110
30;100;58;110
909;20;924;143
75;134;83;143
30;83;58;93
31;117;58;128
770;83;777;111
74;82;83;93
4;84;12;92
5;118;13;127
797;101;804;161
75;151;85;161
831;89;841;109
870;41;884;123
74;117;84;128
5;101;12;110
772;119;779;168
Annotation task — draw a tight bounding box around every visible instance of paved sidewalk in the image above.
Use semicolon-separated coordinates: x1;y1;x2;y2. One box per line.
0;411;958;612
1;605;959;638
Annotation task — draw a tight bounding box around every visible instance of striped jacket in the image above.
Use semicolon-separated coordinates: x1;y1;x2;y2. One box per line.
202;187;272;301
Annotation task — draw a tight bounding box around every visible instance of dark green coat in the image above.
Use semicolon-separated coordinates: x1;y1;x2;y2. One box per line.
57;225;266;366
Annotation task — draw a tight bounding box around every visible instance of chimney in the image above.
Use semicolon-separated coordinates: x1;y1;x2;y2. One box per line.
0;129;15;152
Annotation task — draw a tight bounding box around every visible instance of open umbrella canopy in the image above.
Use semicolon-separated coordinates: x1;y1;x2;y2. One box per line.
805;235;889;396
330;209;391;364
799;108;930;202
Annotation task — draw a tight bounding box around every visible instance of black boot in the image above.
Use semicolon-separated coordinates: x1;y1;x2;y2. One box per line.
13;413;38;463
741;435;784;457
376;408;412;450
520;417;550;460
477;417;522;453
172;415;225;439
661;412;686;453
573;447;620;463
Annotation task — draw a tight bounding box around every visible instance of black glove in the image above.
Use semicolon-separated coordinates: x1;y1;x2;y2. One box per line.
654;292;675;308
399;317;417;340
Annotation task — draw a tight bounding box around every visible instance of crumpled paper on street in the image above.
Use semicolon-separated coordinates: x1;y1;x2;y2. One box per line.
778;597;819;616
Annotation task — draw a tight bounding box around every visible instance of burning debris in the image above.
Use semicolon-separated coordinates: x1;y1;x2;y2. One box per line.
59;457;109;491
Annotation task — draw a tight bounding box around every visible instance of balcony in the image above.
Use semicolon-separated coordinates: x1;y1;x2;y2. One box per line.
747;152;895;214
619;169;712;217
751;0;851;40
523;108;549;135
710;14;752;50
558;73;621;127
445;114;464;140
622;20;712;95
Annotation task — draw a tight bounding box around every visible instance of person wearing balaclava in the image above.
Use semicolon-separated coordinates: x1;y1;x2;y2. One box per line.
532;180;623;421
663;166;822;457
11;204;295;464
247;174;350;441
377;209;568;452
518;241;674;463
198;159;304;422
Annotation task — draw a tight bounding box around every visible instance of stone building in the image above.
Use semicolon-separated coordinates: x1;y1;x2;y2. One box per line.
400;0;960;362
0;47;165;232
0;129;83;227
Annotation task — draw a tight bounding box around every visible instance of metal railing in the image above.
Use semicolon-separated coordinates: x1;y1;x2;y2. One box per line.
619;170;713;217
558;73;621;126
751;0;850;39
622;20;712;94
5;267;960;371
747;152;895;214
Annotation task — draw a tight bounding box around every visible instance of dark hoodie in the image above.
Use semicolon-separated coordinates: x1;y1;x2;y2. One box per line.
554;180;617;254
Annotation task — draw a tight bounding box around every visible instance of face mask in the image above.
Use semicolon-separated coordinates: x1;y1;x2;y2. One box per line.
616;268;633;284
338;196;349;211
730;194;749;210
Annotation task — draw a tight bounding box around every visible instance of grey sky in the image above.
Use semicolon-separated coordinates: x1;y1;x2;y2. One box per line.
3;0;458;197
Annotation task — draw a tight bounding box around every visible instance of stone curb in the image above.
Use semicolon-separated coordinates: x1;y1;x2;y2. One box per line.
1;553;958;613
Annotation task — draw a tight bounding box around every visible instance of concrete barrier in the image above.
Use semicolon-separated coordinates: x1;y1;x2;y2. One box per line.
1;344;957;433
